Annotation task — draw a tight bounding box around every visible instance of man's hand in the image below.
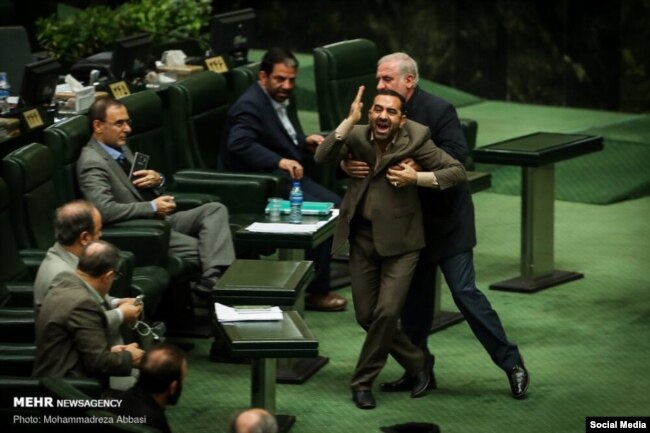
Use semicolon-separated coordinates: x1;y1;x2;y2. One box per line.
279;158;304;179
153;195;176;217
123;343;145;368
304;134;324;153
386;162;418;187
347;85;365;125
118;301;142;325
132;170;162;189
340;155;370;179
396;157;422;172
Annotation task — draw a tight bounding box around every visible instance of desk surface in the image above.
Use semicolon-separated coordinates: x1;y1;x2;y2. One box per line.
473;132;603;167
234;212;338;250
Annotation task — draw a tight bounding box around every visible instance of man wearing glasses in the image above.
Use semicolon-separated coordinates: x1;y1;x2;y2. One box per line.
77;97;235;296
33;241;144;386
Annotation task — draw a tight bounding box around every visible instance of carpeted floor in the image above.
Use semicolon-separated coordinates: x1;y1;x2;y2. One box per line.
166;192;650;433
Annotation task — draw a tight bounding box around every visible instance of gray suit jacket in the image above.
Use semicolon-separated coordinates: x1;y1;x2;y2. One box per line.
315;120;467;256
32;273;132;382
33;242;121;338
77;138;156;224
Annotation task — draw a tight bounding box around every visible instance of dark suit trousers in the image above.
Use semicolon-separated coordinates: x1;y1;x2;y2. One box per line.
401;250;521;371
349;223;425;390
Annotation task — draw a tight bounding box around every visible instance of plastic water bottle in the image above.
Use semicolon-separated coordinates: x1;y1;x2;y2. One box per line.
0;72;10;114
289;180;303;224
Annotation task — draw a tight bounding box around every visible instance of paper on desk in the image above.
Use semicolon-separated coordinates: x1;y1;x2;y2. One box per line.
215;302;283;322
244;209;339;234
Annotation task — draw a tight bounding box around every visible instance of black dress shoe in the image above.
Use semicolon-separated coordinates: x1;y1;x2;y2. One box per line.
381;355;437;392
507;364;529;399
410;368;431;398
352;390;376;409
379;372;412;392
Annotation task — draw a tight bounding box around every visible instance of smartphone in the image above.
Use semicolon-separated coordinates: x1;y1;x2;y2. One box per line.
128;152;150;180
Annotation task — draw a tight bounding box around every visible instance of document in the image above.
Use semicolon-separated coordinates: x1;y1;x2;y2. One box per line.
245;209;339;234
215;302;283;322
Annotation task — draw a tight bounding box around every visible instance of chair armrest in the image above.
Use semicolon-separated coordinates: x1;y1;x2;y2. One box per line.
4;282;34;308
174;170;287;214
171;191;221;212
102;225;170;269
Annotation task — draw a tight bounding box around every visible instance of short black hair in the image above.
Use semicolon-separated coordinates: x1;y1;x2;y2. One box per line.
55;200;96;246
137;344;186;394
260;48;298;75
376;89;407;113
77;240;120;278
88;97;125;131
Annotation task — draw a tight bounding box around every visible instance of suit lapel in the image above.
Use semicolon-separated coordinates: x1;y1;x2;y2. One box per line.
375;127;411;174
89;139;144;201
255;85;298;146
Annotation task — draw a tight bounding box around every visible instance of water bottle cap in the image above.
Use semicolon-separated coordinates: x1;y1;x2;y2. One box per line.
292;181;301;187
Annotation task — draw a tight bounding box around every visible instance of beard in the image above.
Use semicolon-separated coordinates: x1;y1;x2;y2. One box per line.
167;382;183;406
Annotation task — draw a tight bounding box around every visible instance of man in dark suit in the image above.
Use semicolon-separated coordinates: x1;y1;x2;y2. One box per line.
344;52;529;399
115;344;187;433
316;87;467;409
33;241;144;385
222;47;345;312
77;97;235;296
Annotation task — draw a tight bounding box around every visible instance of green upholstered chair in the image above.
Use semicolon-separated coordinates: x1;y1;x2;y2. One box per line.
0;344;35;376
313;38;379;133
1;143;170;315
145;73;283;217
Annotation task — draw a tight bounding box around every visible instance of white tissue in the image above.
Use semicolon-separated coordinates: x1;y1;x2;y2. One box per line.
64;74;85;92
162;50;187;67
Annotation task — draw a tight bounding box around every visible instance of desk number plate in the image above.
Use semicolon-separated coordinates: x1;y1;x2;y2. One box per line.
109;81;131;99
205;56;229;73
22;108;44;129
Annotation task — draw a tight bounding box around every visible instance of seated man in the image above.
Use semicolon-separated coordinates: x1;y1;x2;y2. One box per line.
77;97;236;296
114;344;187;433
34;200;141;341
221;47;345;311
33;241;144;386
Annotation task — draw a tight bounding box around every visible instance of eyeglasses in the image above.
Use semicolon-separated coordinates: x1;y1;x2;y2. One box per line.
102;119;132;128
112;270;123;281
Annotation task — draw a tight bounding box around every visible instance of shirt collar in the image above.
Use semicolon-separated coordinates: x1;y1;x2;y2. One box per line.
97;141;124;160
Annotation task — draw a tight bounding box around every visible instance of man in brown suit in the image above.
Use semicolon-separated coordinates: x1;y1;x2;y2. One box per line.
315;87;467;409
33;241;143;386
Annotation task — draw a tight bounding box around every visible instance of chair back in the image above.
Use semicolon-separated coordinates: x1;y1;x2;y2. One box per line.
0;179;30;285
313;39;379;131
166;71;231;170
2;143;60;250
43;115;91;203
120;90;175;179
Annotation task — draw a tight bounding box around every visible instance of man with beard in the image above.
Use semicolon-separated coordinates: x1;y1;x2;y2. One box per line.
315;86;467;409
221;47;345;312
343;52;529;399
114;344;187;433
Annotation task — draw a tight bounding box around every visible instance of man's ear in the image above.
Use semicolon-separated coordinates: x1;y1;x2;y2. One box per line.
92;119;103;135
79;231;92;246
258;70;268;83
399;114;407;128
169;379;178;396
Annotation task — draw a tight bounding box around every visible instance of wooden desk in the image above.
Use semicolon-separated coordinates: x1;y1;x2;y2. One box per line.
233;212;338;383
473;132;603;292
216;310;318;433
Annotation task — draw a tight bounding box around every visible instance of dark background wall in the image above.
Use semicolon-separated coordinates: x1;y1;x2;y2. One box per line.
4;0;650;112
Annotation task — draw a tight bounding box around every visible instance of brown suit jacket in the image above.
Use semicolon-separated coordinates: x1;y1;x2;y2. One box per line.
32;273;132;382
315;120;467;256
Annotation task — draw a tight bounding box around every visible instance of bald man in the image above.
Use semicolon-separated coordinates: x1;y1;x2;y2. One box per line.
229;408;278;433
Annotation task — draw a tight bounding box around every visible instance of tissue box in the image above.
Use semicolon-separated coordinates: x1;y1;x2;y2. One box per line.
157;64;204;79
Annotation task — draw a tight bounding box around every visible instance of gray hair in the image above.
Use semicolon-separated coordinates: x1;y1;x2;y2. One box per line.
378;52;419;86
